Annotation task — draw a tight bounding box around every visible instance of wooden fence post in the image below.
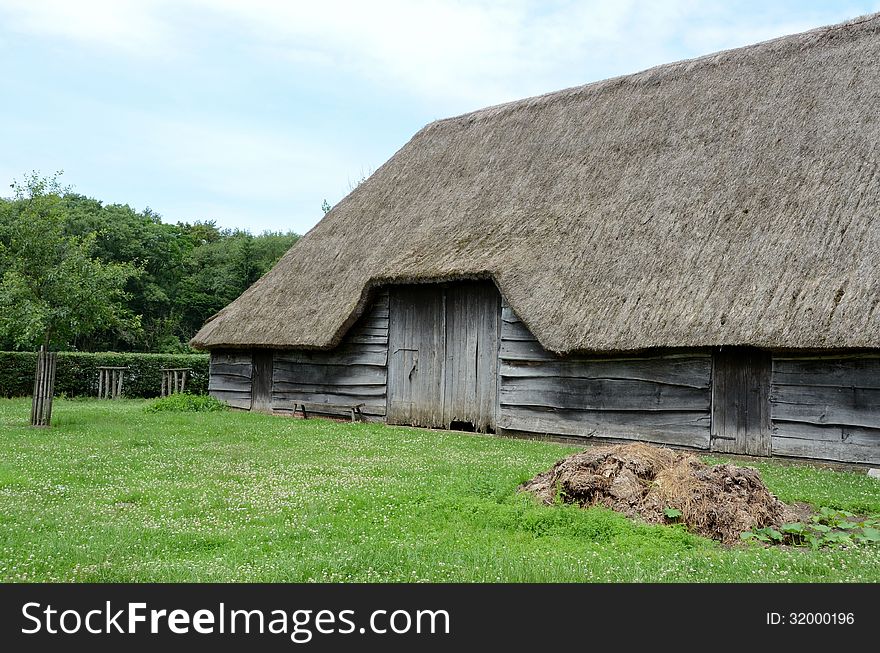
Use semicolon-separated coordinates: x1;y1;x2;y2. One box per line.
30;346;57;427
96;367;128;399
160;368;192;397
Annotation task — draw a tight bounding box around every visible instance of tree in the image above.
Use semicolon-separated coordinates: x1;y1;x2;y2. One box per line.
0;175;300;354
0;172;140;351
172;227;298;341
63;195;193;351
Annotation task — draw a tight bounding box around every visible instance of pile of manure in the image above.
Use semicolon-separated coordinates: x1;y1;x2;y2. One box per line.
520;443;795;545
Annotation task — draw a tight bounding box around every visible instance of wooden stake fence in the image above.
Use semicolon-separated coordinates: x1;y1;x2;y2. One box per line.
30;346;57;427
161;368;192;396
97;366;128;399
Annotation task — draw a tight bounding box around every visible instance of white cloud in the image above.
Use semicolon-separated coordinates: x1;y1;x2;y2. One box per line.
189;0;680;106
0;0;174;54
144;116;350;198
3;0;877;108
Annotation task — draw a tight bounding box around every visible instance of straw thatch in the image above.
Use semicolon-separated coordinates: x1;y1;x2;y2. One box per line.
192;14;880;354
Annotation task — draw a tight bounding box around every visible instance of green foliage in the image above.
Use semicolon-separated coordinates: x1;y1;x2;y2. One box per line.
741;507;880;549
0;351;208;398
144;393;227;413
1;398;879;582
173;224;297;345
663;507;682;521
0;173;300;353
741;527;783;544
0;173;140;350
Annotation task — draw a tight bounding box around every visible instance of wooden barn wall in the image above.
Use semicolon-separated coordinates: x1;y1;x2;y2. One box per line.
770;355;880;464
496;304;712;448
271;291;389;419
208;350;253;409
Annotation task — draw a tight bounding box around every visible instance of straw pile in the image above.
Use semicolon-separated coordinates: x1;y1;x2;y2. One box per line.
520;443;788;544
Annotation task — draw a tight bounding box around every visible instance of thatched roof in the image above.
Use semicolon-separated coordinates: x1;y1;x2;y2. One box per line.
193;14;880;354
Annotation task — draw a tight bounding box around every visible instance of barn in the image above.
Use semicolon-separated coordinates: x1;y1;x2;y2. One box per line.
192;15;880;465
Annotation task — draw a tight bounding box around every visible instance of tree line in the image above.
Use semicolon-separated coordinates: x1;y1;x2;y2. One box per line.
0;173;299;353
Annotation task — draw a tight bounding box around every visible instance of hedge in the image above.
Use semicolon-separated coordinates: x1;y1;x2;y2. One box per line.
0;352;209;399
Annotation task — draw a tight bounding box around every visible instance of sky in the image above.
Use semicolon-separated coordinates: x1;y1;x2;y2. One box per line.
2;0;879;235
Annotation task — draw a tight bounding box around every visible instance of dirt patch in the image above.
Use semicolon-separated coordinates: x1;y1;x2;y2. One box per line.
520;443;800;545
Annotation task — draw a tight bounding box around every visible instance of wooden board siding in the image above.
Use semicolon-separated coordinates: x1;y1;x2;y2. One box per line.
710;348;772;456
271;291;389;418
770;355;880;464
209;350;252;409
387;282;500;432
497;306;712;448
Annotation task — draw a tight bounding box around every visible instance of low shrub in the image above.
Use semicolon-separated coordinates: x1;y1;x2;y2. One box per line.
144;393;227;413
0;351;209;398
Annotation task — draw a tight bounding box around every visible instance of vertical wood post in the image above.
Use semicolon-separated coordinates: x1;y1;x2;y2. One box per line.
96;367;128;399
30;346;57;427
160;368;191;397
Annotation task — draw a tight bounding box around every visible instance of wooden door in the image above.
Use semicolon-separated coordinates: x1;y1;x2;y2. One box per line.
251;349;274;413
387;282;500;431
387;286;446;427
443;283;500;432
711;347;771;456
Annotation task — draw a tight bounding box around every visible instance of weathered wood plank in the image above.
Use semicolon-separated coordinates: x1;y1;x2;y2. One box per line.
209;389;251;410
772;420;880;445
206;363;251;377
771;385;880;429
349;316;389;330
499;339;559;361
208;376;251;392
771;436;880;464
347;326;389;338
498;406;710;448
209;388;251;398
370;291;389;307
772;357;880;389
273;392;386;415
500;319;537;342
346;333;391;345
274;345;388;367
500;358;711;388
501;306;521;324
208;371;251;385
210;351;252;365
500;377;709;411
363;309;389;321
273;381;386;396
273;363;387;386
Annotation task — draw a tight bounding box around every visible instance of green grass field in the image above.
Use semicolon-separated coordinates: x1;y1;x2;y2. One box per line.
1;398;878;582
